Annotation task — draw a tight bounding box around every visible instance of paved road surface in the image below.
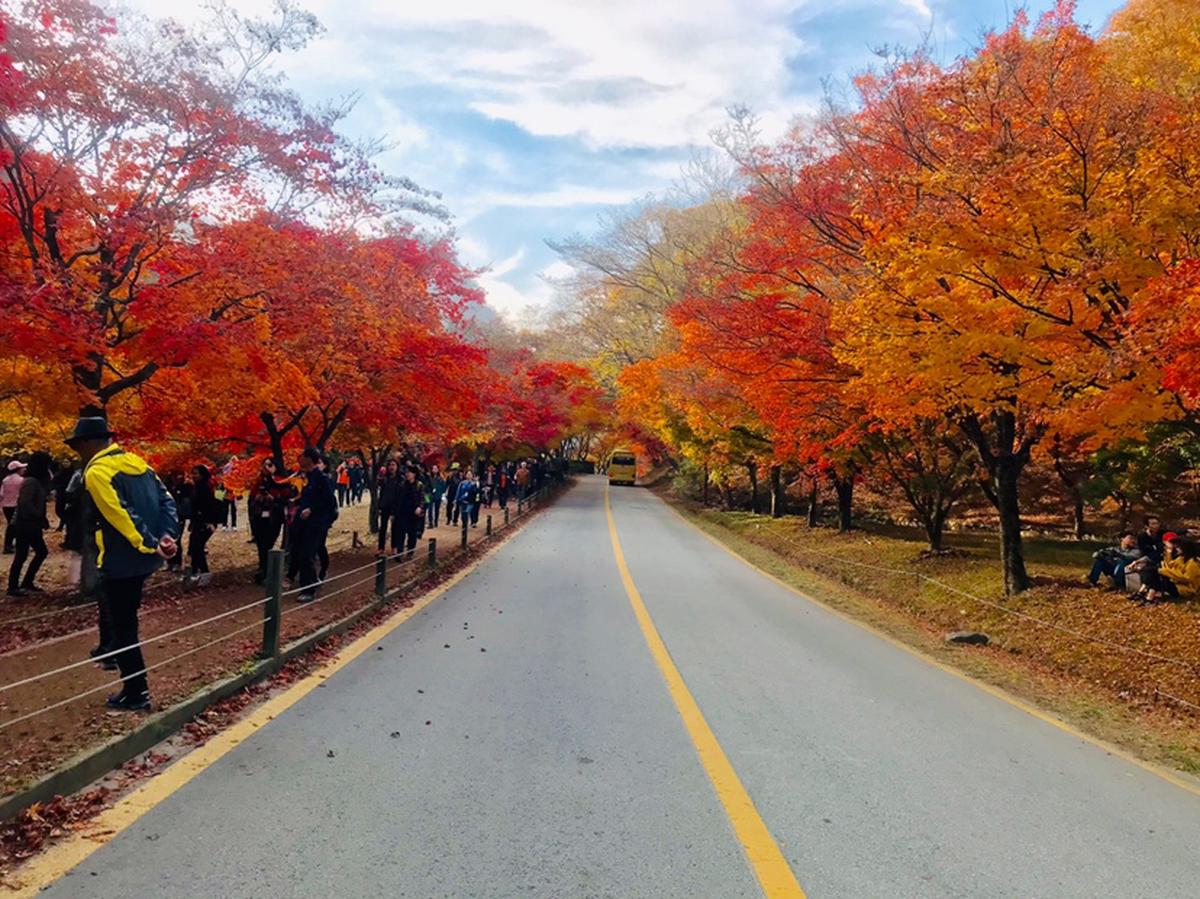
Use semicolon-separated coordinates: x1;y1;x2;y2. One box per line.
41;476;1200;897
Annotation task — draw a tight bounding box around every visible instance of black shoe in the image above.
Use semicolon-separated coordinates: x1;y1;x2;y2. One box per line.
90;645;112;659
297;593;316;604
106;691;151;712
101;658;119;671
6;588;24;598
21;584;43;593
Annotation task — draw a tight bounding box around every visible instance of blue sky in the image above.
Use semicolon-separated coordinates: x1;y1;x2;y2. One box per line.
131;0;1126;320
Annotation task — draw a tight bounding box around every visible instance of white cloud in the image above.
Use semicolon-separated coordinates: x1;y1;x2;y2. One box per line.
263;0;823;149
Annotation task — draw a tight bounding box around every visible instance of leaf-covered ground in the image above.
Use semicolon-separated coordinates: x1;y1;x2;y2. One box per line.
680;502;1200;774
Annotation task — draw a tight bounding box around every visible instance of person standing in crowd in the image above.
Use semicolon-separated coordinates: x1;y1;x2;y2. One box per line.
455;469;481;529
294;447;337;603
482;464;498;508
376;459;400;553
316;455;337;580
165;474;190;573
496;463;510;510
226;486;239;530
67;416;177;712
61;463;86;590
51;461;74;532
212;478;227;529
395;466;425;558
1;459;25;554
349;458;365;504
446;463;462;526
335;462;350;508
514;461;530;501
249;458;294;586
7;452;52;596
426;464;445;529
188;465;221;586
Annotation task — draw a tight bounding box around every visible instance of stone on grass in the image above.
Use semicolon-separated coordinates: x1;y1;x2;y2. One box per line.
945;631;990;646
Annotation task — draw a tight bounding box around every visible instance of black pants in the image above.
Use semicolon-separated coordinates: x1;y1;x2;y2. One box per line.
294;523;325;595
188;525;212;574
426;498;440;529
392;513;421;555
319;530;329;580
252;514;283;582
104;575;149;696
228;500;237;529
2;507;13;553
377;510;391;551
8;529;47;591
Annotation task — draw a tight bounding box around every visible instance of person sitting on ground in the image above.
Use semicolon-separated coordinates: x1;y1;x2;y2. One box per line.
1137;516;1165;563
1132;533;1200;604
1086;531;1143;589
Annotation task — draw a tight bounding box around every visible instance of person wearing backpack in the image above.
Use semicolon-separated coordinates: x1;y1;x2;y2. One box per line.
66;417;178;711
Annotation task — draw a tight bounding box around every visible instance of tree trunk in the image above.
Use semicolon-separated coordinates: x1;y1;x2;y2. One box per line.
770;465;784;518
806;479;818;527
924;509;946;553
961;410;1037;594
833;475;854;532
746;461;759;514
702;462;710;506
995;458;1029;594
1053;458;1087;541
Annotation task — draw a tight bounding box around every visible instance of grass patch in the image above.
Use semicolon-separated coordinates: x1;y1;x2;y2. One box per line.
670;497;1200;779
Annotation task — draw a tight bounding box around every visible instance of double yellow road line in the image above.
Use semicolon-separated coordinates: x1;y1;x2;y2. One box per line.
605;484;806;898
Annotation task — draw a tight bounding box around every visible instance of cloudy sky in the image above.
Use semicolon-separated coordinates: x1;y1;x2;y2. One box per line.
127;0;1125;320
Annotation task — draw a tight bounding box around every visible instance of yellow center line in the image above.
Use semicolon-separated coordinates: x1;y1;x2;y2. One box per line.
667;499;1200;802
604;484;806;899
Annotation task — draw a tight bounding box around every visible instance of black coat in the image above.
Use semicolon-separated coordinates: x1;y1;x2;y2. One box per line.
396;480;423;520
297;469;337;530
191;480;223;528
377;476;401;514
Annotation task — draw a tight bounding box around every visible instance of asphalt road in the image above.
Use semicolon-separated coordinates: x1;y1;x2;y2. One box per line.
41;476;1200;898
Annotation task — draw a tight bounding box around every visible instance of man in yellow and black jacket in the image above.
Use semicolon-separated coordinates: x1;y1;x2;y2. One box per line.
66;417;179;712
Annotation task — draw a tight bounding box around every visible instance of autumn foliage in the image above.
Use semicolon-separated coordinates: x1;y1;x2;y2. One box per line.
0;2;600;471
564;0;1200;592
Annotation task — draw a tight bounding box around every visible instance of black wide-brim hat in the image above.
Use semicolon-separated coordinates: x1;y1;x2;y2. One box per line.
64;416;115;446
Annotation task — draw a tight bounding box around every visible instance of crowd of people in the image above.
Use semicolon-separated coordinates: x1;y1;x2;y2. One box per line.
1;419;564;712
1086;517;1200;604
373;457;549;556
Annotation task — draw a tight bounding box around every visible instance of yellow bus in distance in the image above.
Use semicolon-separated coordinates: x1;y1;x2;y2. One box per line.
608;449;637;486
